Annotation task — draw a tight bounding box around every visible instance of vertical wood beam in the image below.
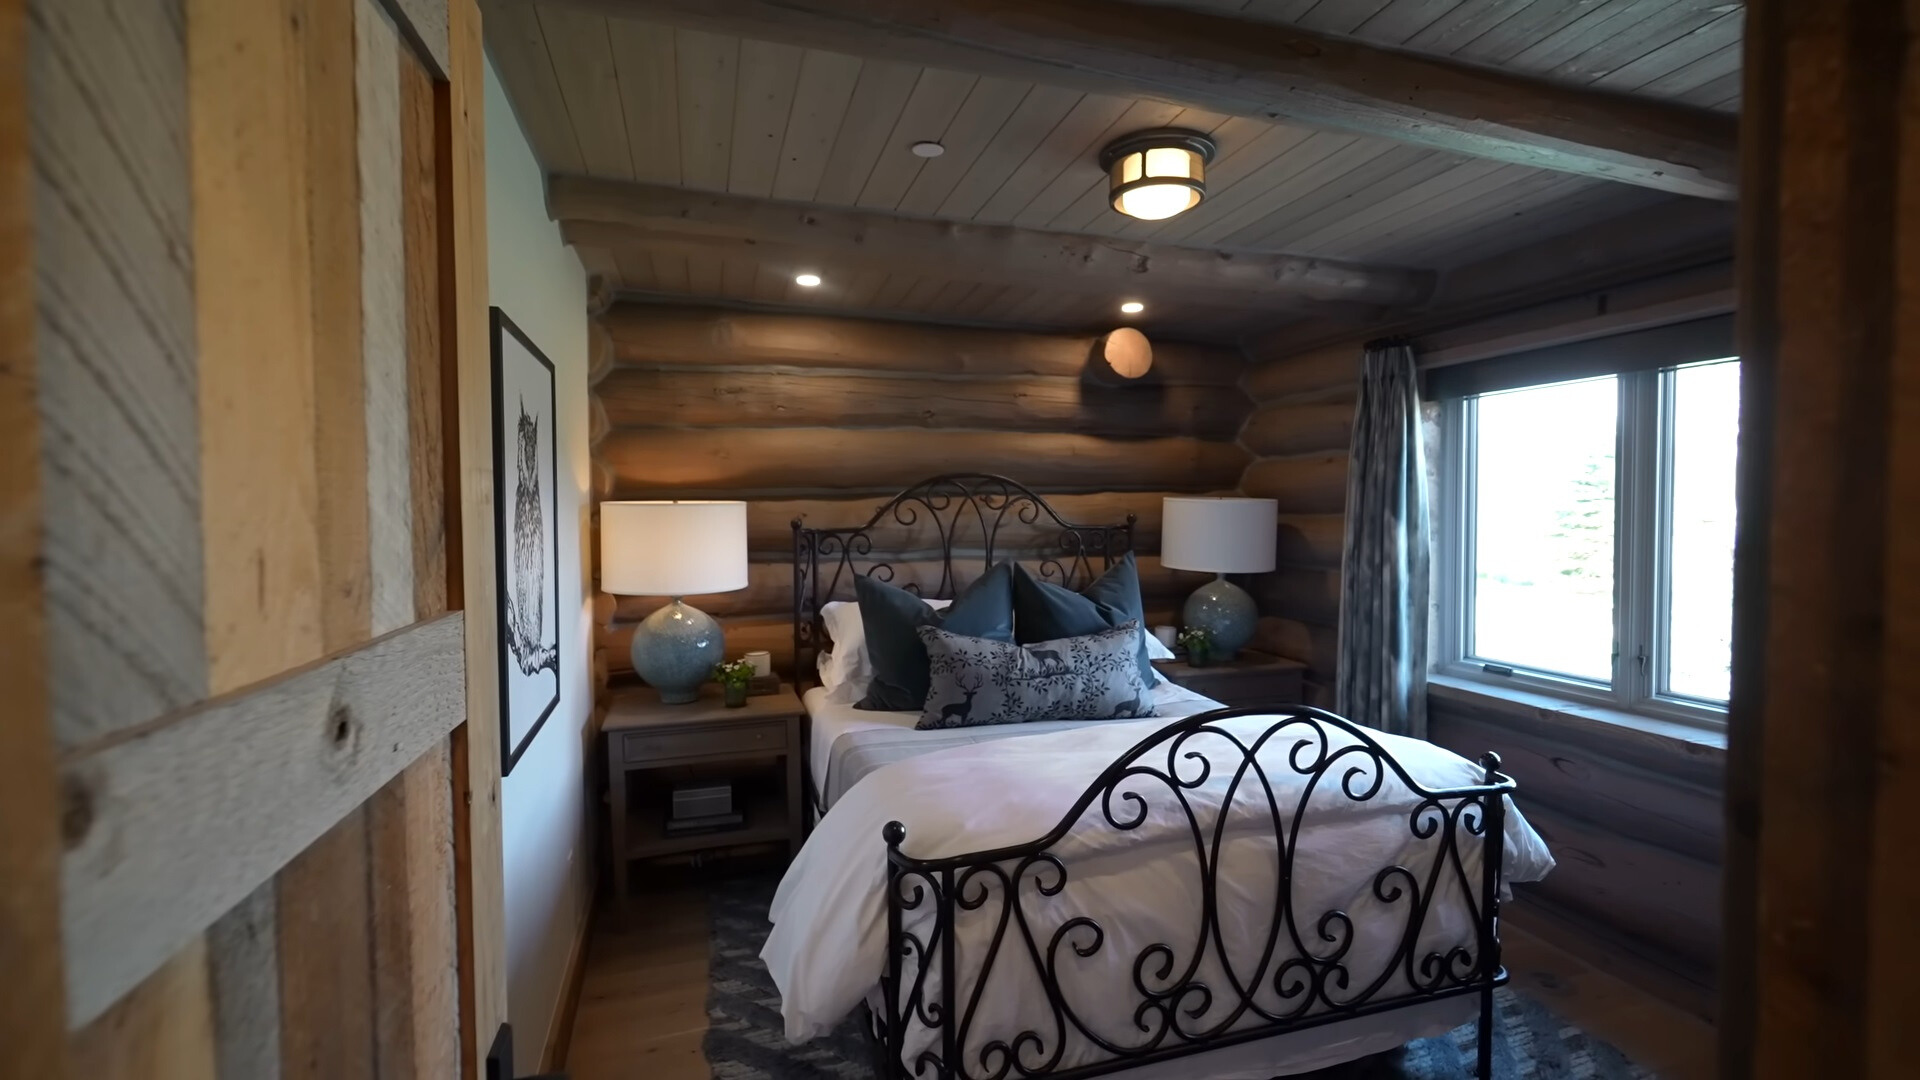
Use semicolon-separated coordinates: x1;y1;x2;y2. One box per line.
442;1;508;1073
0;0;69;1069
404;48;448;621
1725;2;1920;1076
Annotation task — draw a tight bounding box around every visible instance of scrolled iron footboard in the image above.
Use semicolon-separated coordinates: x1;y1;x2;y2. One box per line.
868;705;1514;1080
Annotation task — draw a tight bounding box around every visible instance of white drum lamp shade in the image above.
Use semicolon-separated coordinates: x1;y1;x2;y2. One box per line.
1160;497;1278;574
600;500;749;597
599;501;749;704
1160;497;1277;663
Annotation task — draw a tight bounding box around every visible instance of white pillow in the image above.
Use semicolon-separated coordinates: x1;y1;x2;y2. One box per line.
1145;627;1176;662
816;597;950;704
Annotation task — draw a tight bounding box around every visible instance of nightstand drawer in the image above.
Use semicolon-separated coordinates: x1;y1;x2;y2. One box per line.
621;720;785;764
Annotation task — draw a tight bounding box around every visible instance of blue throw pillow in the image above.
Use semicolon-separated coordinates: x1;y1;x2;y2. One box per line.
1011;553;1158;686
854;561;1015;711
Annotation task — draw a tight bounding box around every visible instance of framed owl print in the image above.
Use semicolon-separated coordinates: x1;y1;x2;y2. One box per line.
491;308;561;776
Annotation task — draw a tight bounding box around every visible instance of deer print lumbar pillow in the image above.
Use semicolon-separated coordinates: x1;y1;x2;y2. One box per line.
915;622;1154;730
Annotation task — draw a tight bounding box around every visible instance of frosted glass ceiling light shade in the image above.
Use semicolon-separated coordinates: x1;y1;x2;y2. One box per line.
1102;129;1215;221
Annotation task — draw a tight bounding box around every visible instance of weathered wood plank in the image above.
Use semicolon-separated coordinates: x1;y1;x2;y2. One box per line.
59;613;468;1030
604;552;1211;621
369;742;459;1080
402;49;448;620
599;367;1253;439
69;942;215;1079
313;0;374;655
553;177;1435;308
206;885;281;1080
601;429;1251;496
31;0;206;749
359;0;417;637
192;0;324;694
1239;453;1349;513
603;304;1245;385
276;809;376;1079
1239;400;1354;457
444;0;511;1066
2;0;69;1066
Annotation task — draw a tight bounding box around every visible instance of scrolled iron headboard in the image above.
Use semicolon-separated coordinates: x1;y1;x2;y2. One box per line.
790;474;1138;688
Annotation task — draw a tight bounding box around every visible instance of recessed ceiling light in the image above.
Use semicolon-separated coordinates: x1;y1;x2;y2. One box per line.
1120;301;1145;314
910;141;945;158
794;273;822;287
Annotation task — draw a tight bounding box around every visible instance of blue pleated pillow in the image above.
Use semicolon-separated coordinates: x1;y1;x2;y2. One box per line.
854;561;1016;711
1011;553;1158;687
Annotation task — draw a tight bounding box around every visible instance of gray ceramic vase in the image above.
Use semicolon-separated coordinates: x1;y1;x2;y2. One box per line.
631;599;725;704
1181;574;1257;662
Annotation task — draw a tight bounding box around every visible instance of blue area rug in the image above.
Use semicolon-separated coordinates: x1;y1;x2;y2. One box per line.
702;872;1652;1079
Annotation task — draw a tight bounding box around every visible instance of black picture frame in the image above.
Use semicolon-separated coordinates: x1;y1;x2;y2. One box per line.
491;307;562;776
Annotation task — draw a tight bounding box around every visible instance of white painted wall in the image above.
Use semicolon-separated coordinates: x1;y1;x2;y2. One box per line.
484;53;594;1075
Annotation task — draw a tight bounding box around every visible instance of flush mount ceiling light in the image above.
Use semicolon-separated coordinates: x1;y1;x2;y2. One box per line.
794;273;822;287
1120;301;1145;314
1101;129;1216;221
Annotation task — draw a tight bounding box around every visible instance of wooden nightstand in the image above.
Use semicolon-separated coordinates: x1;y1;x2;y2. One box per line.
1153;650;1308;707
602;683;805;906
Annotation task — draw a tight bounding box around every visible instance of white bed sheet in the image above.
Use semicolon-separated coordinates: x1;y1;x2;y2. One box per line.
802;679;1223;803
764;712;1555;1077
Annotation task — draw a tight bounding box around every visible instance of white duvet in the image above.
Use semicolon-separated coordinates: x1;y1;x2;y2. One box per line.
763;711;1554;1076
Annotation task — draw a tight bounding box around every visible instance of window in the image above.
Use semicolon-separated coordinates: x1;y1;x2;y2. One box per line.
1437;347;1739;727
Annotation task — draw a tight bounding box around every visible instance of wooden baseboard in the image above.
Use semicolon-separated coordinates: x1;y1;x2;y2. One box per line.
1506;894;1717;1022
539;893;596;1073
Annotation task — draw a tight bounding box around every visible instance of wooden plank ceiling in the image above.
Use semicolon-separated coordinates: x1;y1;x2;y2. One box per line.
483;0;1739;340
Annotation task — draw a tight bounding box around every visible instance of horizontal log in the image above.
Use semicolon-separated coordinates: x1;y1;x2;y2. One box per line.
1428;706;1722;864
599;429;1252;497
602;304;1244;386
1244;566;1341;628
1242;340;1361;400
601;553;1211;622
556;177;1435;308
61;613;467;1028
740;490;1220;554
1239;453;1349;513
555;0;1737;199
598;368;1252;440
588;318;614;386
1510;803;1721;978
1250;616;1339;684
1239;400;1353;458
1274;514;1345;569
587;393;609;447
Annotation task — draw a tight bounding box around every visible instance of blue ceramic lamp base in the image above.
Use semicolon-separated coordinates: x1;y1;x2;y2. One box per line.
631;598;725;704
1182;574;1257;662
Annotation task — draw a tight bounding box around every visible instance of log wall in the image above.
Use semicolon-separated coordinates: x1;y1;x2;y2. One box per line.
590;303;1253;685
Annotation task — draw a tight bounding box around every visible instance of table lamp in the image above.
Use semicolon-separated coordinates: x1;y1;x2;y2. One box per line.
600;500;749;703
1160;496;1278;662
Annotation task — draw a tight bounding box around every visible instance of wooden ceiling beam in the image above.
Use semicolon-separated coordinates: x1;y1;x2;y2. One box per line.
536;0;1738;200
549;175;1437;309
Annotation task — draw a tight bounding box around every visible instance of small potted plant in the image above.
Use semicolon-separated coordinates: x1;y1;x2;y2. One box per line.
1177;626;1213;668
713;659;756;707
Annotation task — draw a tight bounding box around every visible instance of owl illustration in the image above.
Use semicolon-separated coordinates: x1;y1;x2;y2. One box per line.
506;398;558;677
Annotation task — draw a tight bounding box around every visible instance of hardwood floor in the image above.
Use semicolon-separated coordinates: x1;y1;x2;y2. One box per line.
562;887;1715;1080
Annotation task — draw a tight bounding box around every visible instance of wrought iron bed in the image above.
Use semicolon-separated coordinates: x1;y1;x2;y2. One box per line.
787;475;1514;1080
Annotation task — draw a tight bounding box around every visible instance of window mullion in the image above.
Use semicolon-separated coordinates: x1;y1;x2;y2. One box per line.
1616;370;1661;707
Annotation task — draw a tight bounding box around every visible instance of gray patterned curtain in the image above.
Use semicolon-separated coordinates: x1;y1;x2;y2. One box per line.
1336;341;1431;738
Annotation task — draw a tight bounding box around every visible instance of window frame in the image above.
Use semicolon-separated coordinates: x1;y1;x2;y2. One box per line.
1435;364;1731;730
